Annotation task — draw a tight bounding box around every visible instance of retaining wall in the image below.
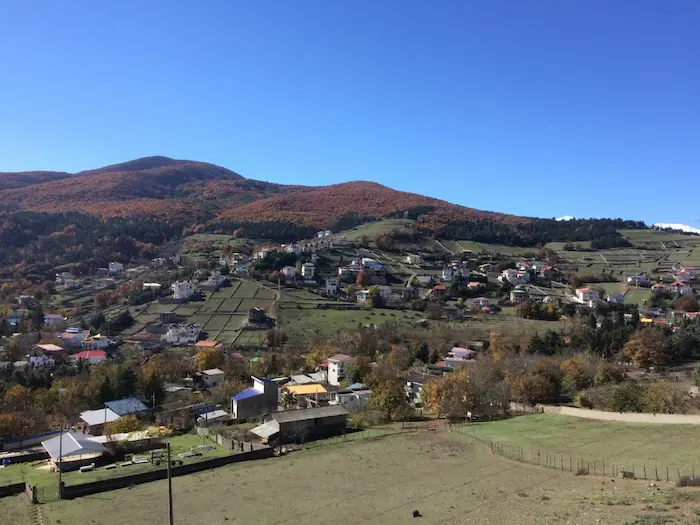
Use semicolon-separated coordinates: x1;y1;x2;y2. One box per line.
543;405;700;425
60;447;273;499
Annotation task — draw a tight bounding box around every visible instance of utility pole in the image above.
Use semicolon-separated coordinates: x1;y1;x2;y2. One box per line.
57;422;63;498
166;442;174;525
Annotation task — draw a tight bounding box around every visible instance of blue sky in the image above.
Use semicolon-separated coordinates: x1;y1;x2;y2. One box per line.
1;1;698;225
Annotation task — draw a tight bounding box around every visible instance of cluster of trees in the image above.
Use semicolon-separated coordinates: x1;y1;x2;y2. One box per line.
516;300;560;321
436;218;645;247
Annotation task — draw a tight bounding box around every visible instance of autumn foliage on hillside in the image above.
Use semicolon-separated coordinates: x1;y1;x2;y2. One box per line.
0;170;72;190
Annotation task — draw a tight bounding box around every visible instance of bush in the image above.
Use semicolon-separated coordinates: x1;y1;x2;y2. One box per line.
676;476;700;487
611;382;645;413
573;392;594;409
574;468;588;476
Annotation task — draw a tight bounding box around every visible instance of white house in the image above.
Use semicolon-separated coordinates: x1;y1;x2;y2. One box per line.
200;368;225;388
674;270;694;283
43;314;66;326
170;253;181;265
500;268;531;285
326;277;340;296
405;254;422;266
161;323;202;345
575;287;600;305
254;249;271;260
63;278;82;290
281;266;297;281
282;243;303;256
441;267;455;282
108;262;124;274
415;275;433;287
607;293;625;304
171;281;198;300
82;334;112;351
55;271;75;284
472;297;490;309
327;354;352;386
317;230;332;238
627;275;650;287
143;282;162;291
28;353;55;368
669;281;694;295
356;289;371;304
301;263;315;280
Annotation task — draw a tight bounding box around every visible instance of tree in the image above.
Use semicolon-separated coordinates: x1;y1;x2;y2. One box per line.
674;295;699;313
30;305;44;331
623;327;673;369
105;414;142;435
642;380;686;414
368;287;385;308
415;342;430;364
94;291;111;310
611;382;644;412
195;348;225;371
99;377;115;404
0;414;35;440
366;363;407;420
356;271;368;288
2;385;33;413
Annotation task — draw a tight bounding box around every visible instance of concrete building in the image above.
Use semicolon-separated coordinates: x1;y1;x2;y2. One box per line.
327;354;352;386
325;277;340;296
199;368;225;388
82;334;112;351
108;262;124;274
171;281;198;300
301;263;315;280
231;376;279;420
161;323;201;345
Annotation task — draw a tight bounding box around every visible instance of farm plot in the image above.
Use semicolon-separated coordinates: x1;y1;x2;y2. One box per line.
210;281;240;298
234;281;259;298
254;287;276;300
624;288;651;306
203;315;231;332
224;314;246;330
133;312;159;325
217;330;241;344
234;330;266;346
236;298;272;312
198;298;223;314
189;314;213;327
36;431;685;525
144;303;179;314
217;298;242;313
173;305;201;316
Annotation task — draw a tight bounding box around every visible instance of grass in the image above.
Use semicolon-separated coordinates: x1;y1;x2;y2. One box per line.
0;495;31;525
624;288;652;306
235;281;260;299
32;431;700;525
456;414;700;477
278;307;425;337
203;314;231;332
217;297;242;312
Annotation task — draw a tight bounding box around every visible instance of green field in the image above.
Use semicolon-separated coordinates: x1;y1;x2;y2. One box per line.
172;305;201;316
198;298;223;314
458;413;700;477
278;307;424;337
203;314;231;332
25;431;699;525
233;330;267;345
217;298;242;313
624;287;651;306
235;281;260;298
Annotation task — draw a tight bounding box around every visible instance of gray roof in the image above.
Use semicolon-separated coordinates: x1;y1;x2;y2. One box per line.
42;432;106;460
271;405;349;424
105;397;149;416
250;421;280;439
80;408;121;426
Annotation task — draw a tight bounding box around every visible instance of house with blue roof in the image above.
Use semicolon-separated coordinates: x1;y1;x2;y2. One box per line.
231;376;279;420
105;397;150;417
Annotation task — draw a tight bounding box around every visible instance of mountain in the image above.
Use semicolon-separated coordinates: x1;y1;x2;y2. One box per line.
0;156;523;229
654;223;700;235
0;170;72;190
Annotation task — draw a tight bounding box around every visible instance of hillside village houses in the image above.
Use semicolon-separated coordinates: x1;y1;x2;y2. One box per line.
327;354;352;386
575;287;600;306
108;261;124;274
441;267;455;282
317;230;332;238
281;243;303;256
281;266;296;281
608;292;625;304
499;268;531;285
325;277;340;296
301;262;315;280
405;254;422;265
161;323;201;345
82;334;112;351
70;350;107;365
171;280;198;300
60;328;91;348
415;275;433;287
43;313;66;326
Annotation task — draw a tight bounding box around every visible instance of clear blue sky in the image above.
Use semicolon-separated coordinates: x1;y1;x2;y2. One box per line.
1;1;698;225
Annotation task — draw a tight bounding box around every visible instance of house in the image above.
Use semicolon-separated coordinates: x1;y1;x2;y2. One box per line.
415;275;433;287
108;262;124;274
282;243;303;256
231;376;279;420
251;405;349;445
325;277;340;296
199;368;225;388
202;272;227;290
652;283;667;295
288;372;327;385
357;289;372;304
282;383;328;407
627;275;650;287
500;268;530;285
575;287;600;305
510;287;530;304
328;386;371;412
327;354;352;386
443;303;463;321
63;278;82;290
143;282;162;291
338;264;363;280
301;263;315;280
55;271;75;284
281;266;297;281
171;281;198;300
467;282;482;290
60;328;91;348
41;432;107;472
430;284;448;299
447;347;476;361
441;267;456;282
161;323;202;345
105;397;149;417
70;350;107;365
405;372;441;406
82;334;112;351
125;266;149;278
79;408;121;435
151;257;166;266
27;350;56;368
244;307;274;328
674;270;694;283
194;340;224;352
196;409;230;425
43;313;65;326
34;343;65;363
254;248;271;260
669;281;694;295
394;286;418;301
102;277;117;289
608;292;625;304
472;297;490;309
405;254;422;266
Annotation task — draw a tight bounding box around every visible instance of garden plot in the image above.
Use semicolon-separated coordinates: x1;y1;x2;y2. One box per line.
217;298;242;313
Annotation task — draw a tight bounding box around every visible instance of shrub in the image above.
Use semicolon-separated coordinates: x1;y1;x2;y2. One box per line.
574;468;588;476
573;392;594;409
676;476;700;487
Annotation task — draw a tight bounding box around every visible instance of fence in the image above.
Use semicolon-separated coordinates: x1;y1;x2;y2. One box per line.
296;427;416;450
449;424;699;483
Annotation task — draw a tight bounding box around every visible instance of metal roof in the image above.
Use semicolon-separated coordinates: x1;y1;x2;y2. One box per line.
250;421;279;439
42;432;106;460
232;387;262;401
80;408;121;426
202;368;225;376
271;405;349;424
105;397;149;416
197;410;229;423
283;384;327;396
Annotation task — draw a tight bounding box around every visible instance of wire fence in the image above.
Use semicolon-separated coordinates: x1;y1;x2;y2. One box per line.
298;427;406;450
448;423;697;483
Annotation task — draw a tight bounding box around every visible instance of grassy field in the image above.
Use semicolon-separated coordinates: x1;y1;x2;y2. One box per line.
278;307;425;337
624;287;651;306
457;414;700;477
25;430;700;525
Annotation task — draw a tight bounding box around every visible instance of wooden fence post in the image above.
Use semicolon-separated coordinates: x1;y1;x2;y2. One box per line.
569;457;572;472
655;465;658;482
666;466;669;482
644;465;646;480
